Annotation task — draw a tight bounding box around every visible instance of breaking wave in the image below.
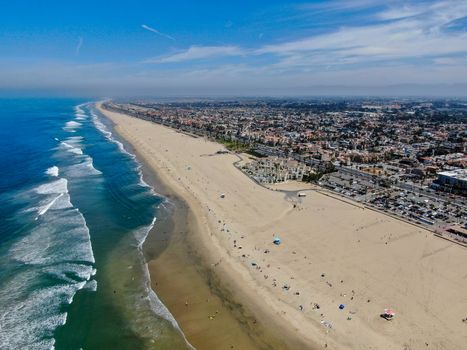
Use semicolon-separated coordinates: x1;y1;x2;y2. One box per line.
63;121;82;132
59;141;83;155
1;174;95;349
66;157;102;177
45;166;59;177
91;111;157;197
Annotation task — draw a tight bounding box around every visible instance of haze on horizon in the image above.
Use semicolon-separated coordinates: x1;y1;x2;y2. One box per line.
1;0;467;97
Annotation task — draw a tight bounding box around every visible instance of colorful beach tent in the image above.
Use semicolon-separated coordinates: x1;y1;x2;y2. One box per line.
381;308;396;320
383;309;396;317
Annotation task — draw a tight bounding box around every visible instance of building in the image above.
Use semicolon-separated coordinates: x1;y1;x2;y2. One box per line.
434;169;467;195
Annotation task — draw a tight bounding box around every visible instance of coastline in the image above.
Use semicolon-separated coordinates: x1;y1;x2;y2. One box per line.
97;102;467;350
97;103;305;349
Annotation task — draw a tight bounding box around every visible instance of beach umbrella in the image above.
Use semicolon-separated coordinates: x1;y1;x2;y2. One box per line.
339;304;345;310
273;237;281;245
383;309;396;316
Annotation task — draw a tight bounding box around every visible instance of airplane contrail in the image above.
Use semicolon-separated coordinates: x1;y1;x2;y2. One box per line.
141;24;175;41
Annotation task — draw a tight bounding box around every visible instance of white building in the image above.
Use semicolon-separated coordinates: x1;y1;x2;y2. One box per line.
436;169;467;194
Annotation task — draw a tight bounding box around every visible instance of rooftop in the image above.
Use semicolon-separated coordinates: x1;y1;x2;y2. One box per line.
438;168;467;181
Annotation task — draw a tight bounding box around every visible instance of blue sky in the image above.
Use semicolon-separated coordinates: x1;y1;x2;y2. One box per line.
1;0;467;96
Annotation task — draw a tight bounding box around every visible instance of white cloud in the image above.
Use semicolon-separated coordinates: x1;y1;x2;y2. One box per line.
376;0;464;21
255;1;467;68
377;5;427;20
3;1;467;96
147;45;245;63
141;24;175;41
299;0;389;12
130;1;467;94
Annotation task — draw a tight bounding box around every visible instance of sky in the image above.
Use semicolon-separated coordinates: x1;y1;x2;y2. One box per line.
1;0;467;97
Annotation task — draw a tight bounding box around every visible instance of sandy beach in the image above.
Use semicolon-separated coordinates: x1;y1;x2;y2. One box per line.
98;103;467;350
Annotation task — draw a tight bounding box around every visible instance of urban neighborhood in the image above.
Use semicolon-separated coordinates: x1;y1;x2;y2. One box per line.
103;99;466;245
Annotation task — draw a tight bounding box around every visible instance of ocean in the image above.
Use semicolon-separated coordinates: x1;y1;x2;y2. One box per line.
0;99;190;349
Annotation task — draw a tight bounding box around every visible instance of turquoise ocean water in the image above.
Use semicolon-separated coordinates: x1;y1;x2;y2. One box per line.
0;99;190;349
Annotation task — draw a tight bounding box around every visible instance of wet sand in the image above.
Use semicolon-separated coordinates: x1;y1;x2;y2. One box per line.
141;165;298;350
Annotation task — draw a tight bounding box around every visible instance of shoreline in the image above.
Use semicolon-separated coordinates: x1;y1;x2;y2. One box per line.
97;103;307;349
97;102;467;350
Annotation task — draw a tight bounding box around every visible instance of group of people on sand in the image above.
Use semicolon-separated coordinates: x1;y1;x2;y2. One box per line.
206;197;385;339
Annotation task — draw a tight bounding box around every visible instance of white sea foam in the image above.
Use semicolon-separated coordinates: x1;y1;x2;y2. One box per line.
0;274;90;349
66;136;84;142
18;175;95;262
13;204;95;265
45;166;59;177
66;121;81;127
55;135;101;179
134;217;156;248
84;279;97;292
117;139;136;158
2;174;95;349
35;193;64;220
80;104;193;349
92;115;112;139
63;121;82;132
132;220;186;332
91;112;143;183
74;104;85;115
69;148;83;155
141;260;195;349
66;157;102;176
23;178;70;217
60;141;83;155
125;221;194;349
137;166;155;195
35;178;68;195
42;263;94;285
91;107;157;196
93;110;147;165
67;281;88;305
93;113;137;159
